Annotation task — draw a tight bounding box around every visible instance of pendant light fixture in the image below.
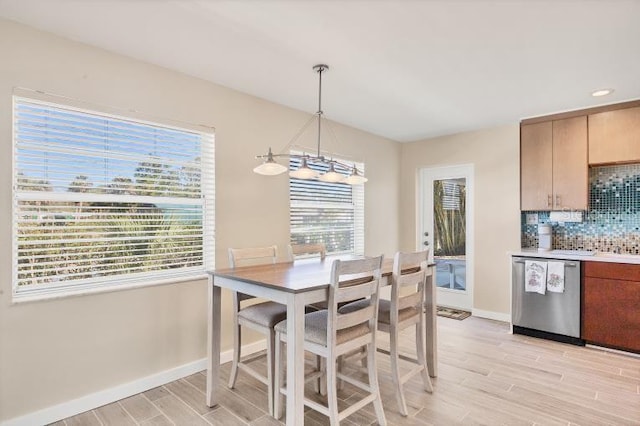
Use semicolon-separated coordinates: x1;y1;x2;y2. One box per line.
253;64;367;185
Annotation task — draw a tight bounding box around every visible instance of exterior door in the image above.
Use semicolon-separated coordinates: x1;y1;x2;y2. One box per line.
419;165;474;311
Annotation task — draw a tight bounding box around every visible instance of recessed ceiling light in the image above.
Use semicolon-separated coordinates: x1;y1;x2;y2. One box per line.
592;88;614;97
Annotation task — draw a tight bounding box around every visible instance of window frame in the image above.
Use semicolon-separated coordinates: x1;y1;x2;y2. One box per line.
11;94;215;302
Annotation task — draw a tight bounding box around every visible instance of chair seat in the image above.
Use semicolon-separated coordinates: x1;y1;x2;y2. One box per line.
274;310;370;346
339;299;420;325
238;301;288;327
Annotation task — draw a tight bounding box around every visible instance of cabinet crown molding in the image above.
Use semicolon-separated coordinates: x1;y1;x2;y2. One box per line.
521;99;640;125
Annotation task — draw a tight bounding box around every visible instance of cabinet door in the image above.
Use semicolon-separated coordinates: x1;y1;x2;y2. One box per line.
583;276;640;353
552;116;588;210
589;106;640;164
521;122;552;210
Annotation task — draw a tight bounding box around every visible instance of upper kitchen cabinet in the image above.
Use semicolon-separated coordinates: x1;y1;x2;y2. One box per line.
589;106;640;165
521;121;553;210
520;116;588;210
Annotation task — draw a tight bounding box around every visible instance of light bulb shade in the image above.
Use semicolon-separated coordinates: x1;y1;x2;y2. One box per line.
344;174;368;185
253;159;287;176
318;163;345;183
289;167;318;179
343;166;367;185
289;157;318;179
254;148;288;176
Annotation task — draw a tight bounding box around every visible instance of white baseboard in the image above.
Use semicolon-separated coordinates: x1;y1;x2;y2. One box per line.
472;308;511;323
1;340;267;426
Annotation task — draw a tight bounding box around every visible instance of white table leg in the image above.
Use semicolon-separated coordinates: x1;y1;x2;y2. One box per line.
425;268;438;378
206;276;221;406
286;293;305;426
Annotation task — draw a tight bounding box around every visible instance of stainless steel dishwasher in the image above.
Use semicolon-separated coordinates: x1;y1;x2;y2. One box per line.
512;256;584;345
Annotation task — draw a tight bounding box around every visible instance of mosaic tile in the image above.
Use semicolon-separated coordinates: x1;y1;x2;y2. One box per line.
521;164;640;254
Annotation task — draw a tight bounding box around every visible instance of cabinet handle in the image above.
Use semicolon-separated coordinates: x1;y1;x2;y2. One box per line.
513;260;577;268
547;194;552;207
555;194;561;207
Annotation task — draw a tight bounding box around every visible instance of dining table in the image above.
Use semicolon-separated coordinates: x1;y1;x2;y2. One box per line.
206;256;437;426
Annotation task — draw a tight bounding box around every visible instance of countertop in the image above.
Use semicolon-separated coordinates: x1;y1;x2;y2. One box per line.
511;248;640;265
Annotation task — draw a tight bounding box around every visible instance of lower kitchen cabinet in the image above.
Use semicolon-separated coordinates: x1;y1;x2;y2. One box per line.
582;262;640;353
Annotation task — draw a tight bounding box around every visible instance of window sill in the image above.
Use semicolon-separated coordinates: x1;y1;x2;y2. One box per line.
11;273;210;305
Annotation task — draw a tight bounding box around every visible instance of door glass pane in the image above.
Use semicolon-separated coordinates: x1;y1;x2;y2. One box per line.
433;178;466;291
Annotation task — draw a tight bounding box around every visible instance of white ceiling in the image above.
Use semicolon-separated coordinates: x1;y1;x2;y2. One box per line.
1;0;639;142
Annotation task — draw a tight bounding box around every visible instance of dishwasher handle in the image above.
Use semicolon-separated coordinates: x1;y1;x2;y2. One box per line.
513;259;578;267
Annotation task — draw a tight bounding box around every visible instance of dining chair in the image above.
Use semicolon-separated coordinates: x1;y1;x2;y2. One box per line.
287;242;326;261
273;256;387;426
227;245;286;416
339;250;433;416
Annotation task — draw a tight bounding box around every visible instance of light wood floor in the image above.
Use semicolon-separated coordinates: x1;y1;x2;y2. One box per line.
51;316;640;425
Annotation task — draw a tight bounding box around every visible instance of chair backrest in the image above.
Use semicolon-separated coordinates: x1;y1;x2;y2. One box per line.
228;246;278;268
228;246;278;304
287;243;326;261
391;250;429;320
327;256;383;342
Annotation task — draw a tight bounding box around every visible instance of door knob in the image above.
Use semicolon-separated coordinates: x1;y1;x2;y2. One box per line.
423;241;429;246
424;231;429;236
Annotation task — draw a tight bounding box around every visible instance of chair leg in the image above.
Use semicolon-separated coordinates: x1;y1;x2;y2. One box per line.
274;332;285;420
315;355;327;396
416;319;434;393
367;341;387;426
267;330;276;416
314;355;321;394
326;355;340;426
228;322;241;389
360;345;368;369
337;355;344;391
390;326;408;416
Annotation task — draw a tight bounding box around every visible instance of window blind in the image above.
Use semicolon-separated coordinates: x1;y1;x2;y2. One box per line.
442;181;461;210
289;156;364;255
13;98;215;298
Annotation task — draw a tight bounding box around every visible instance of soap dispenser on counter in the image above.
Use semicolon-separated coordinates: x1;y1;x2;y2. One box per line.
538;224;552;251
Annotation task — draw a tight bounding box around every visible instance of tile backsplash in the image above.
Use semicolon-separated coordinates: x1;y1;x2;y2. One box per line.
522;164;640;254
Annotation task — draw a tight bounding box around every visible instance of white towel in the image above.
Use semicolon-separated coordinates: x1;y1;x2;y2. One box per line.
525;260;547;295
547;261;565;293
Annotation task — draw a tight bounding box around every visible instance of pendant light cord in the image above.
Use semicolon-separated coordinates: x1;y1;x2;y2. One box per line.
316;65;324;158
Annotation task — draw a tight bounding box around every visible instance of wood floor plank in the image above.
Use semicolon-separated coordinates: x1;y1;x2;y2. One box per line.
184;372;207;393
229;380;270;413
144;386;171;402
154;394;211;426
202;406;248;426
139;415;174;426
507;385;635;425
119;394;160;422
165;379;215;416
94;402;136;425
64;411;102;426
435;371;570;425
214;386;266;423
249;414;283;426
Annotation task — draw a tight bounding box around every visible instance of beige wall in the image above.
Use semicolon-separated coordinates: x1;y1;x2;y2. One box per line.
399;125;521;315
0;19;400;421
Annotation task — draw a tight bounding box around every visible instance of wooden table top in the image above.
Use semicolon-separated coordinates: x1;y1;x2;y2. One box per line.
210;256;393;293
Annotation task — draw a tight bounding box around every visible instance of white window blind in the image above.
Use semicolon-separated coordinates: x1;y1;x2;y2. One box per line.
442;181;461;210
12;97;215;299
289;156;364;255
